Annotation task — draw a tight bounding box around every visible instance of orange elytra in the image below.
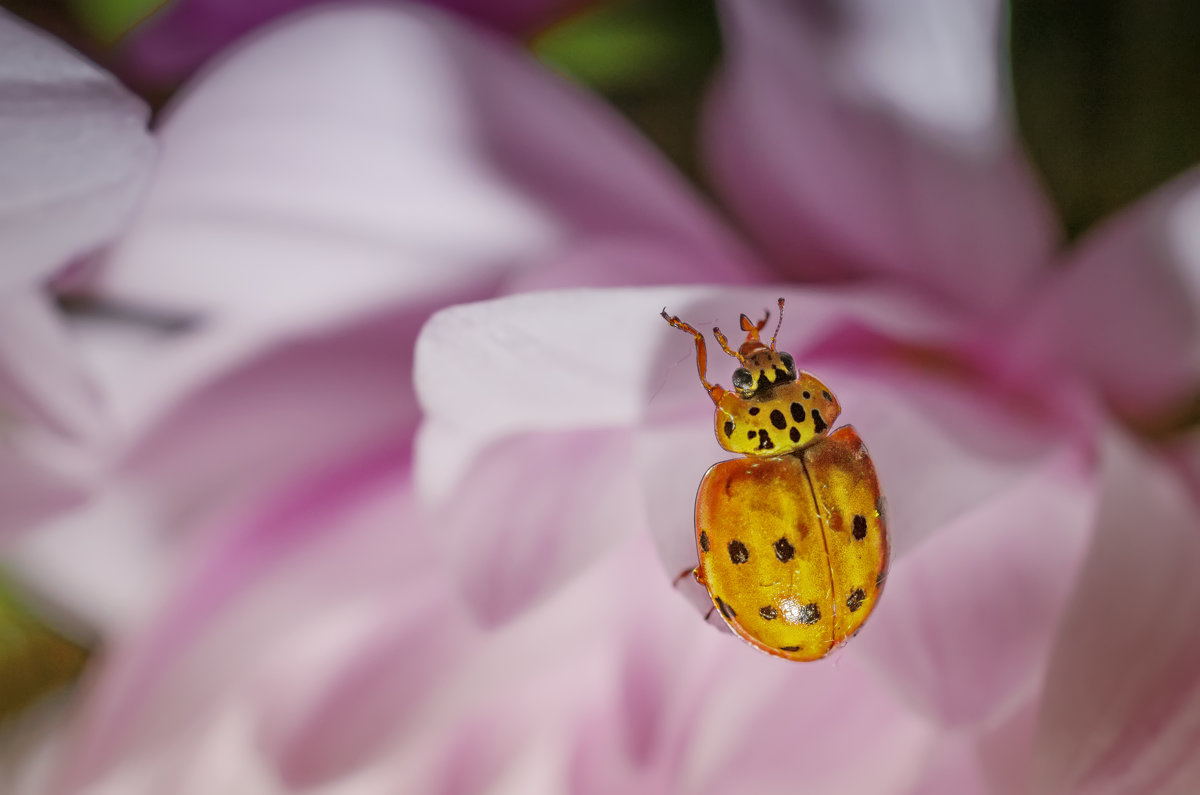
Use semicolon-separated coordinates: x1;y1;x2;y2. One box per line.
662;299;889;661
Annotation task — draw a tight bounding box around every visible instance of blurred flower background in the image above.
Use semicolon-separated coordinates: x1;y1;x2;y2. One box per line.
2;1;1200;793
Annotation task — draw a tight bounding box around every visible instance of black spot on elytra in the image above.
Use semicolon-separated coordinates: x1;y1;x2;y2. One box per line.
811;409;827;434
790;402;805;423
699;531;709;552
789;427;801;443
822;390;832;401
716;596;736;619
770;409;787;430
728;540;749;564
798;603;821;624
780;645;801;652
876;495;886;519
876;571;887;589
852;515;867;540
748;406;760;416
759;605;777;621
723;420;735;437
774;537;795;562
747;430;757;440
846;588;866;613
757;429;775;450
802;391;811;399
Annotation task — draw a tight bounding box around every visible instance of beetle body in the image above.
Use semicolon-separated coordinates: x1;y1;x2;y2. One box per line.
663;300;888;661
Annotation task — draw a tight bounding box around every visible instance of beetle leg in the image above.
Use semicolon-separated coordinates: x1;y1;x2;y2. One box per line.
711;325;742;361
672;566;698;587
662;309;724;403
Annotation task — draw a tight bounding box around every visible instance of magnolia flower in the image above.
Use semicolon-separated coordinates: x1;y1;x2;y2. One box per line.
4;2;1200;795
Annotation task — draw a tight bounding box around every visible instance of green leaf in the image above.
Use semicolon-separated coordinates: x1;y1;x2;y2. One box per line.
69;0;171;45
0;578;90;724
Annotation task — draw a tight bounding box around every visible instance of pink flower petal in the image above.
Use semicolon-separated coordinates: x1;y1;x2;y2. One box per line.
1032;432;1200;795
0;9;154;289
0;295;104;537
17;4;761;624
121;0;588;85
426;428;645;625
704;0;1057;311
855;446;1094;728
416;285;960;500
1017;167;1200;423
90;3;753;433
49;444;449;791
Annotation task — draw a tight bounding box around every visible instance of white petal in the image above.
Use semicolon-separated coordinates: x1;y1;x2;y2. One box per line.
0;9;153;289
415;285;959;499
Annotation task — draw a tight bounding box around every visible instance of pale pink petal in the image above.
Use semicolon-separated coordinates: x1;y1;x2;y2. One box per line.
49;446;461;792
6;307;421;631
977;696;1040;794
1017;167;1200;423
694;651;935;793
88;3;754;435
415;285;974;617
427;428;645;625
415;284;1095;676
705;0;1057;311
855;446;1094;728
121;0;588;85
0;295;103;537
19;4;759;624
899;737;991;795
415;285;961;500
1032;432;1200;795
0;9;154;289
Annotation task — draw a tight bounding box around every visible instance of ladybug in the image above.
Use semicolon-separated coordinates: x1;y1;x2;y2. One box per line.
662;299;888;661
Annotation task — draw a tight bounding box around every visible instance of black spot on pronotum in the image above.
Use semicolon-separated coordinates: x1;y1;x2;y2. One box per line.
822;390;832;401
757;429;775;450
774;537;795;563
748;406;760;416
790;402;805;423
770;409;787;430
759;605;777;621
728;540;749;564
716;596;736;619
699;531;710;552
846;588;866;613
811;409;827;434
780;645;801;652
724;420;735;437
798;603;821;624
773;367;791;383
852;515;867;540
789;427;801;443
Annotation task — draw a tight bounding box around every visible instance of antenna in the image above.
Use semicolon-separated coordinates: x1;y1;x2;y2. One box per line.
769;297;785;350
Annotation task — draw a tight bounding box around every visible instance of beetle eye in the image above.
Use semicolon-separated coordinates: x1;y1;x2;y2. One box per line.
732;368;754;391
780;353;795;372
